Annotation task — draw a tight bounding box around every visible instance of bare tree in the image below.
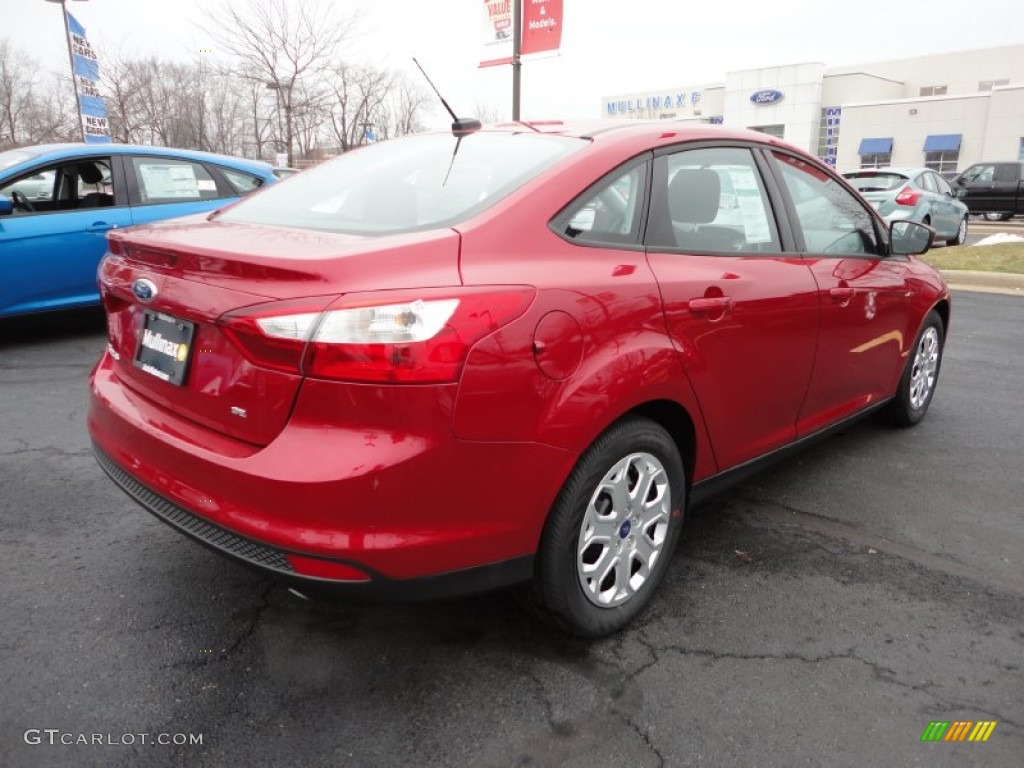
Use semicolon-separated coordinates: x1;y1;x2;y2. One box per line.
204;0;355;165
0;39;77;148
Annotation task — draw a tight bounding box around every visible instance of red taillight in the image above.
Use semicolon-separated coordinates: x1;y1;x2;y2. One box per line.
894;186;921;206
220;296;336;374
220;288;535;383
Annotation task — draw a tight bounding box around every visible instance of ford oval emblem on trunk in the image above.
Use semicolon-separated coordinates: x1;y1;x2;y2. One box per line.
132;278;157;302
750;89;784;105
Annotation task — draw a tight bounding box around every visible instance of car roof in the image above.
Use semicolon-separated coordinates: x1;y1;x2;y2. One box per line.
5;143;274;176
487;120;793;146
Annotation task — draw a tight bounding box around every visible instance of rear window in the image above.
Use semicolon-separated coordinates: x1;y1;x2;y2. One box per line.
844;173;907;192
217;132;586;235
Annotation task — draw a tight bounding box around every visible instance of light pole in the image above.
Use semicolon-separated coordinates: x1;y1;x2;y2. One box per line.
45;0;89;142
266;81;293;166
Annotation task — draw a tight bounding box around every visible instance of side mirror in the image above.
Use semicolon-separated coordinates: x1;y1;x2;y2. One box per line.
890;220;935;256
0;195;12;216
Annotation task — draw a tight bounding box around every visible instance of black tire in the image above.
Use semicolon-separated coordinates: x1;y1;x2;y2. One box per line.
524;416;685;637
946;216;968;247
884;310;944;427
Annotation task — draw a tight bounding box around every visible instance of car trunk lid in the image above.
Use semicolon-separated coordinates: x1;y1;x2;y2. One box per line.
99;219;462;446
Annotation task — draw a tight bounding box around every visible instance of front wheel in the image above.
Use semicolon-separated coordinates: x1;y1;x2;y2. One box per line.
525;416;685;637
946;215;968;246
884;310;944;427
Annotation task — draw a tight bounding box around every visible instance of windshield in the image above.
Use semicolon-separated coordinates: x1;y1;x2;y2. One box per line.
217;132;586;235
0;149;38;173
844;172;908;192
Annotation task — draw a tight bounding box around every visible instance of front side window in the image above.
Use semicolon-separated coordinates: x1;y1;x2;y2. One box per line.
958;164;993;183
0;158;115;214
773;151;881;256
646;146;780;253
132;157;219;204
218;132;586;236
554;161;648;246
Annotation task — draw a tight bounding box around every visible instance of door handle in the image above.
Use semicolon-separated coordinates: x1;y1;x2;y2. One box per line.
688;296;733;313
86;222;117;233
829;287;855;301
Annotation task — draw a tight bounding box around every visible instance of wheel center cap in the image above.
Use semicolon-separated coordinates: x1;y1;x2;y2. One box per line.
618;520;632;539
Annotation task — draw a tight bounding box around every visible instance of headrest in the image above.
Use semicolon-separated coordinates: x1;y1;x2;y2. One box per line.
668;168;721;225
78;163;104;185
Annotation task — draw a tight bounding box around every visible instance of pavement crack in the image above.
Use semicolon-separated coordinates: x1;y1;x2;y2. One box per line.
621;714;666;767
219;582;275;659
726;494;1024;596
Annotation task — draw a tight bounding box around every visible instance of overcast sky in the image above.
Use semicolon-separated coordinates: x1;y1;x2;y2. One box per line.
10;0;1024;127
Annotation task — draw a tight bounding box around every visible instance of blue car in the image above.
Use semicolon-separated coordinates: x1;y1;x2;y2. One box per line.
0;144;277;318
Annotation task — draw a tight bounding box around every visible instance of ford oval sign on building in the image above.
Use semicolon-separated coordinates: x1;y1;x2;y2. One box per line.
750;89;785;105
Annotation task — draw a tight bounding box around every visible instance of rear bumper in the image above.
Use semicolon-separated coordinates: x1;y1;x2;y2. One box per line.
88;351;577;590
93;443;533;599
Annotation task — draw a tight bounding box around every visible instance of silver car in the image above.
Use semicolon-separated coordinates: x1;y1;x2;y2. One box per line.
844;167;969;246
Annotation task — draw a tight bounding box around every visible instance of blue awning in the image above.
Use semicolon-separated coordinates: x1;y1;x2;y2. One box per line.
923;134;962;152
858;137;893;155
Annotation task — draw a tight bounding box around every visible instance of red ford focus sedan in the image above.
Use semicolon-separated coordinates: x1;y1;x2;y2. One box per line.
88;122;949;636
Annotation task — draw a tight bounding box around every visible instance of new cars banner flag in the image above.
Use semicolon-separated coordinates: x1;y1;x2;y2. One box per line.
480;0;563;68
67;12;111;144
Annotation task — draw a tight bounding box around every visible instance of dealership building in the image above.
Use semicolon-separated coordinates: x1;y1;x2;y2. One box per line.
601;45;1024;174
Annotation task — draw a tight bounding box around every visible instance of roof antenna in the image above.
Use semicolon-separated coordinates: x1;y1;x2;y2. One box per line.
412;57;481;136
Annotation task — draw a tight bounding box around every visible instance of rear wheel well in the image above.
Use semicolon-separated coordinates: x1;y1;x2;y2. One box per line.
631;400;697;492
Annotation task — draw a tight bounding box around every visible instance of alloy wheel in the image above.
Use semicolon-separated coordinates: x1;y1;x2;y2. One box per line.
909;327;940;410
576;452;671;607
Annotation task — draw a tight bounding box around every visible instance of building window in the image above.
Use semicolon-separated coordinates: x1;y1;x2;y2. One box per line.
817;107;841;166
749;124;784;139
979;79;1009;92
860;154;892;169
924;150;959;175
919;85;948;96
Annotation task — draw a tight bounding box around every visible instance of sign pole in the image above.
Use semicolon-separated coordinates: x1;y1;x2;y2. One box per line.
512;0;522;121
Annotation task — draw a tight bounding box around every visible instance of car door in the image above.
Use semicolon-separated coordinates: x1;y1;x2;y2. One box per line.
930;171;962;235
955;163;999;212
0;156;131;317
643;144;820;470
126;155;240;227
766;150;912;436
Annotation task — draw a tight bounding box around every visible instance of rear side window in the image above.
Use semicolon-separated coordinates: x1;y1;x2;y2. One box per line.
554;161;648;246
132;157;219;204
994;164;1019;183
917;173;937;193
221;168;264;195
646;146;780;253
773;152;881;256
217;132;586;235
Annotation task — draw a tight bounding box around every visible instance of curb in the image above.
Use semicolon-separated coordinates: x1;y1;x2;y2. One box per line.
941;269;1024;296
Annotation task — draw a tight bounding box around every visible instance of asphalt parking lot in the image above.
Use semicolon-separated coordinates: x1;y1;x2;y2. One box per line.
1;290;1022;768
